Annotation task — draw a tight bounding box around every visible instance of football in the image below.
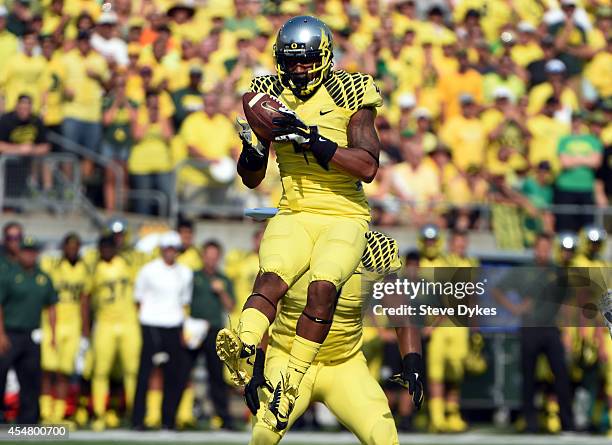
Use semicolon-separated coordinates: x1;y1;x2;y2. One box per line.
242;91;286;143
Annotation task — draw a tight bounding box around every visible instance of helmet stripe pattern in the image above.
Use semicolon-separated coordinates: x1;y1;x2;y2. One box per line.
362;231;399;274
324;70;373;110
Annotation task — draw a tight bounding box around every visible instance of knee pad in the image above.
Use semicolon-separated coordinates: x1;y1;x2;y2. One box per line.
368;414;399;445
310;261;344;286
260;254;292;284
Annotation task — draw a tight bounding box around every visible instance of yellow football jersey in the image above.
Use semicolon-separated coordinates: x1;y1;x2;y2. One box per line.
91;256;137;324
270;266;379;364
250;71;383;220
40;256;92;323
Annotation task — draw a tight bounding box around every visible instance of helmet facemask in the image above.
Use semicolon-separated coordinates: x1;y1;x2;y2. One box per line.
275;46;332;98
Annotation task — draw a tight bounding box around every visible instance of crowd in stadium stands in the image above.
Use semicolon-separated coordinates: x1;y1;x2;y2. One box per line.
0;218;610;434
0;0;609;242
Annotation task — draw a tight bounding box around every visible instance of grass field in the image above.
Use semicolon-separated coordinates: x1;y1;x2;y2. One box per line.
7;430;607;445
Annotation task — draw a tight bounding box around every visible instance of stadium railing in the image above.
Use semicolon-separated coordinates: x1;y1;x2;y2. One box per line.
48;131;172;221
0;153;81;213
170;159;246;221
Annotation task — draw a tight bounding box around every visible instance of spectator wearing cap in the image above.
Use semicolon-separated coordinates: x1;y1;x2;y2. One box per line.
0;28;46;113
527;59;578;117
126;63;176;119
481;86;531;175
526;35;558;88
549;0;595;77
554;112;603;231
0;95;50;199
101;72;137;211
181;240;236;430
393;92;416;130
128;91;174;216
440;93;487;172
438;49;483;120
171;64;203;130
0;236;57;424
0;6;18;74
91;11;129;67
511;21;544;68
482;55;526;105
166;1;207;43
132;231;192;430
526;97;570;172
61;30;110;176
0;222;23;272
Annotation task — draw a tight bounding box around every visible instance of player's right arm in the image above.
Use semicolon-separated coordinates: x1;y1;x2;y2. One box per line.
236;117;270;189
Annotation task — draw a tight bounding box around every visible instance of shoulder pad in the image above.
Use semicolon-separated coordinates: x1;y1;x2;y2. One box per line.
250;75;284;97
324;70;376;111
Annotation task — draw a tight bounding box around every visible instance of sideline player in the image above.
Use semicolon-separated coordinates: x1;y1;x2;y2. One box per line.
89;235;141;431
247;231;424;444
40;233;91;424
216;15;383;431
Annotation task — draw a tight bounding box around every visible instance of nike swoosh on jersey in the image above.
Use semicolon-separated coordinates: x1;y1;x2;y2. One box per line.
319;109;333;116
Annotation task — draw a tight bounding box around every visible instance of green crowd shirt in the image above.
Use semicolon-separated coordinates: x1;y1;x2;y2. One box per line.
190;270;235;329
0;264;58;330
556;134;603;192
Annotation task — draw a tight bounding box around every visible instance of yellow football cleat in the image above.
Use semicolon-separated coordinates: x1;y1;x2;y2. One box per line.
105;409;121;429
215;328;255;386
446;412;468;432
263;375;298;432
91;417;106;432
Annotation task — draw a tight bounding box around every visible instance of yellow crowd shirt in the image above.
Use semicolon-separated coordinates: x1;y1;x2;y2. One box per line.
527;114;570;173
250;71;383;220
0;52;47;112
128;107;173;175
61;49;109;122
40;51;66;127
440;114;487;171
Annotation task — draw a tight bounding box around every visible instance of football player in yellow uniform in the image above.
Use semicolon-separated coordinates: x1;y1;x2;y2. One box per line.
246;232;424;444
216;16;383;431
90;235;141;431
39;233;91;424
426;229;479;433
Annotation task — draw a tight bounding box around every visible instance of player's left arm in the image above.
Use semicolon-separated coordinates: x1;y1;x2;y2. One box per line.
391;326;425;410
330;107;381;183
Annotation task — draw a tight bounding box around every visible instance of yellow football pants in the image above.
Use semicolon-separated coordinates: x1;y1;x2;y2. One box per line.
427;327;469;383
91;320;141;416
41;321;81;375
250;348;398;445
259;211;368;288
